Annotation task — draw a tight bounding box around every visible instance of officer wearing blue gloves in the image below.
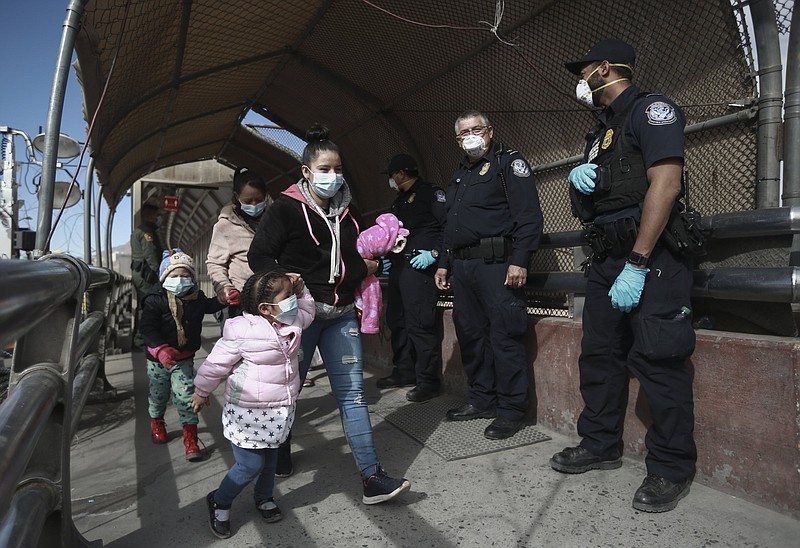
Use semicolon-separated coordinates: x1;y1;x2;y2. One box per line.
376;154;446;403
550;39;697;514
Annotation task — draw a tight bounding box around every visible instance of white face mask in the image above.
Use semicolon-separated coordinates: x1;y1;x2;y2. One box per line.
309;171;344;199
575;63;632;108
265;294;298;324
461;134;485;158
388;177;399;192
575;79;595;107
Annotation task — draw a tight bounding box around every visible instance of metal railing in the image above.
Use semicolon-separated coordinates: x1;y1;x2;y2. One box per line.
0;255;128;547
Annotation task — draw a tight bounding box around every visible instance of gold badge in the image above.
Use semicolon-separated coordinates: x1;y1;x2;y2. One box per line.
601;129;614;150
143;233;153;242
406;192;416;204
479;163;490;176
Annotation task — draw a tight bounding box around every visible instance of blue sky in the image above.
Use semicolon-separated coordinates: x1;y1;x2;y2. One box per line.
1;3;131;256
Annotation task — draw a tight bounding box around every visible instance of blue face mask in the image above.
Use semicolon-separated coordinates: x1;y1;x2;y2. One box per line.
310;171;344;199
266;294;298;324
163;276;195;296
239;201;266;217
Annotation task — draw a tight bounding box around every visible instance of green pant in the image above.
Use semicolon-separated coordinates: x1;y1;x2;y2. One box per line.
147;358;198;425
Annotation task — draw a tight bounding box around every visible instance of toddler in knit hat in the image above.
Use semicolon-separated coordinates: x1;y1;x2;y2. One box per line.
139;247;225;461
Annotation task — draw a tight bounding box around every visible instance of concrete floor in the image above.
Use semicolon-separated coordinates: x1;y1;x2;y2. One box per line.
70;321;800;547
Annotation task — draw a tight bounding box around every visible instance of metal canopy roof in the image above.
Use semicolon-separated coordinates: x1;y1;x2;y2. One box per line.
74;0;755;229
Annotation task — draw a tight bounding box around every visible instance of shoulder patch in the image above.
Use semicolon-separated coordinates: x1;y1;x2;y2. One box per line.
434;189;446;202
511;158;531;178
143;233;153;242
645;101;676;125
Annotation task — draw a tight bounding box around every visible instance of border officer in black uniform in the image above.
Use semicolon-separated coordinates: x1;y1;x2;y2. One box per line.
376;154;446;403
549;39;697;513
131;203;164;349
435;109;543;440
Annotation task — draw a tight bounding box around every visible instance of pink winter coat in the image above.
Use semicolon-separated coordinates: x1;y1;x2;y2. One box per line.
355;213;409;334
206;204;257;299
193;287;315;407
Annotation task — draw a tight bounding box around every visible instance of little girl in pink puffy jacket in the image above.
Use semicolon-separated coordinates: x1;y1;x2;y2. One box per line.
190;268;314;539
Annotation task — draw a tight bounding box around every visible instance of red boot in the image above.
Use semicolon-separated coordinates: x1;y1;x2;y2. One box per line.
151;417;167;444
183;424;202;461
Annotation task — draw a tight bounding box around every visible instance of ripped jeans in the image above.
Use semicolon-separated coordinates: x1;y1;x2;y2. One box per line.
298;310;379;479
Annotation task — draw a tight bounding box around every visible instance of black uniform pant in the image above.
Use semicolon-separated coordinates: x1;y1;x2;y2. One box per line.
386;263;442;388
578;245;697;482
451;258;529;421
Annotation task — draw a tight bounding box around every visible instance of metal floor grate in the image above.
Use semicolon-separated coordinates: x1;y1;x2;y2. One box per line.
370;390;550;461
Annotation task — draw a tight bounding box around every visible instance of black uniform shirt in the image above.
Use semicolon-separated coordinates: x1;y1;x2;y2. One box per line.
585;85;686;222
442;141;543;268
586;85;685;168
389;178;446;258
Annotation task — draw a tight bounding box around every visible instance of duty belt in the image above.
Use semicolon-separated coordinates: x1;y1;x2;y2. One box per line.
452;236;512;263
583;217;639;261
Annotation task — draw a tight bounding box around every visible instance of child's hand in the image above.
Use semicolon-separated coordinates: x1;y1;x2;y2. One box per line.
190;394;208;413
156;346;179;368
288;273;305;295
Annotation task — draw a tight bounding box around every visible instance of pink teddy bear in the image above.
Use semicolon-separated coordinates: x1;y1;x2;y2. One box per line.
355;213;409;334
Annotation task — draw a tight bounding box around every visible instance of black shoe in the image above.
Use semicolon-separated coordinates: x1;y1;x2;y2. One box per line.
446;403;496;421
406;384;440;403
484;417;523;440
275;440;293;478
376;373;416;389
549;446;622;474
362;466;411;505
632;474;691;513
206;490;231;539
256;498;283;523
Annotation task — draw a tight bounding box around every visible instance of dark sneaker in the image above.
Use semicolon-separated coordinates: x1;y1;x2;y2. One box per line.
376;373;416;389
632;474;691;513
256;498;283;523
406;384;440;403
549;446;622;474
206;490;231;539
362;467;411;505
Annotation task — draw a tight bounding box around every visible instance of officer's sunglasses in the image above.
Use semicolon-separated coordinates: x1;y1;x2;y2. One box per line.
455;125;490;139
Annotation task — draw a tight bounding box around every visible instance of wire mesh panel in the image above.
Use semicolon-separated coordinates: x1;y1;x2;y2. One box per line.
74;0;791;332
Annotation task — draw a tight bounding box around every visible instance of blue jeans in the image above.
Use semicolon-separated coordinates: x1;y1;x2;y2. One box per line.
214;443;278;506
298;311;378;479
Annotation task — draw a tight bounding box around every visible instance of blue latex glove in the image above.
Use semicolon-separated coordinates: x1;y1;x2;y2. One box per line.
379;257;392;276
410;250;437;270
608;263;649;312
568;163;598;195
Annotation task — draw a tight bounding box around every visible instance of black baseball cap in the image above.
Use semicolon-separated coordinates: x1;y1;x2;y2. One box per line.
381;154;417;174
565;39;635;75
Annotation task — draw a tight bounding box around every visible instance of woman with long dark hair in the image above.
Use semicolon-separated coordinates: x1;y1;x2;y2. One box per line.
248;124;411;505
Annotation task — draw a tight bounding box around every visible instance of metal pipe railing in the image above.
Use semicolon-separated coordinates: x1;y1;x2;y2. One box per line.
73;312;104;364
0;260;83;351
0;371;62;518
783;4;800;207
0;483;59;548
531;109;758;174
750;0;784;209
537;206;800;249
70;354;102;437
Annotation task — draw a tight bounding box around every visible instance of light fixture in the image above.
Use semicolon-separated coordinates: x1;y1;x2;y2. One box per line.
32;132;81;159
53;181;81;208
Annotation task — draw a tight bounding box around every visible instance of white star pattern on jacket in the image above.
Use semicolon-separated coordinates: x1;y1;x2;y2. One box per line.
222;401;295;449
